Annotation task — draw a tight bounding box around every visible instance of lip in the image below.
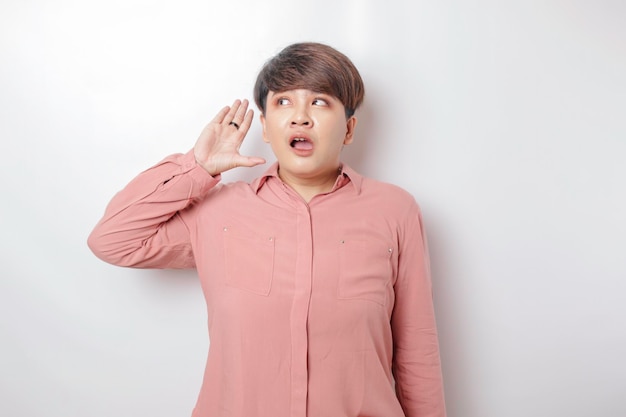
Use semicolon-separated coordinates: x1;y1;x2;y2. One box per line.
289;133;314;156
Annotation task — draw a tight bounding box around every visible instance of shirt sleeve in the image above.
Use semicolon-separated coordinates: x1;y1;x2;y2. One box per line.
391;201;447;417
87;150;220;269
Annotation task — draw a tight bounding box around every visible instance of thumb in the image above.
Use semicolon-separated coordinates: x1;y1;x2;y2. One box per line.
234;155;267;168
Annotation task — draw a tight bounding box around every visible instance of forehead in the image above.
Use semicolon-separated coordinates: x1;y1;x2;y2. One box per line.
268;89;338;99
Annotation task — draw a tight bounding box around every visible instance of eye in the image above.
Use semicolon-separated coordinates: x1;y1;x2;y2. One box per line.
312;98;328;106
277;98;291;105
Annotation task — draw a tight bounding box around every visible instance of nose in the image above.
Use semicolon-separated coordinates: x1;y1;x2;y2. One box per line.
290;104;312;127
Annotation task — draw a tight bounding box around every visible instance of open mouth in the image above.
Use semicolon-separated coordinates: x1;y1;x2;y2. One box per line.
290;137;313;150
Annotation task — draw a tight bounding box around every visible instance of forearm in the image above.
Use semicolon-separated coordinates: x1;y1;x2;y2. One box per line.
87;150;220;268
393;308;446;417
392;203;446;417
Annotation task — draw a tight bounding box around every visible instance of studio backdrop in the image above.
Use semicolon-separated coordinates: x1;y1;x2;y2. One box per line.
1;1;624;416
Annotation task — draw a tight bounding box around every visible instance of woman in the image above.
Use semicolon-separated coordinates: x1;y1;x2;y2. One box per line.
88;42;446;417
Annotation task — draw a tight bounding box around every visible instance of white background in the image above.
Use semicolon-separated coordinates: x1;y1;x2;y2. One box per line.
1;1;624;416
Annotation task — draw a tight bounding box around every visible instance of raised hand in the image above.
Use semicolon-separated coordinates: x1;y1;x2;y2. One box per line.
193;99;266;176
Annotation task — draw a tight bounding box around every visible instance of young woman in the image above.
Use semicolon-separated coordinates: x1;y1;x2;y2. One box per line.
88;42;446;417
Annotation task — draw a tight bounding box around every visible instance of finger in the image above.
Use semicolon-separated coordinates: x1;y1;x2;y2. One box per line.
235;108;254;133
231;99;249;125
234;154;266;168
224;99;242;125
231;111;253;152
210;106;230;125
227;100;249;132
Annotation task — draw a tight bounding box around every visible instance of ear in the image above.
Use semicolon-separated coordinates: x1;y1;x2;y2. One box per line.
343;116;357;145
260;113;269;143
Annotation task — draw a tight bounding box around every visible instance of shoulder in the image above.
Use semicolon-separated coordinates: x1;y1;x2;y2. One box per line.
344;164;418;208
358;176;421;213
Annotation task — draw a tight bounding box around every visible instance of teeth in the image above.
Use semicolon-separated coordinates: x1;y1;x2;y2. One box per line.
293;138;306;141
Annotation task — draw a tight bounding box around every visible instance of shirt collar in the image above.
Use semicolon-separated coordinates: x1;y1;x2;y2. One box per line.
252;162;363;195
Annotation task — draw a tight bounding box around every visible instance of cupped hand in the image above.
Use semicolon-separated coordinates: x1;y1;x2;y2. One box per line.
194;99;266;176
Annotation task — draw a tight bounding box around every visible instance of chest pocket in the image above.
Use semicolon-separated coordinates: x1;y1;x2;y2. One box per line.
337;239;394;306
223;228;275;296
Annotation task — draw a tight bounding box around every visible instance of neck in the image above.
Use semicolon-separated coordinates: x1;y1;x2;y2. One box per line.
278;168;340;203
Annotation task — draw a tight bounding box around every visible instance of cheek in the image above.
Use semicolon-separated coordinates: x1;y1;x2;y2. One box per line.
267;115;289;132
262;120;280;142
332;121;349;140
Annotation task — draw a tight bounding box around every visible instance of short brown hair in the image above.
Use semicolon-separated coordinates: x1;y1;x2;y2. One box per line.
253;42;365;118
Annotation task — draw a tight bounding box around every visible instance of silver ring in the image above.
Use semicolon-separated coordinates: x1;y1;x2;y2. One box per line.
229;121;240;129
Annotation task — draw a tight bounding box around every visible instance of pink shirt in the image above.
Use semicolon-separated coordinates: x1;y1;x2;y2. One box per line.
88;151;446;417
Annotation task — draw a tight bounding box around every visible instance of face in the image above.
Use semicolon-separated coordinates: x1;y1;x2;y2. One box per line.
260;89;357;188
